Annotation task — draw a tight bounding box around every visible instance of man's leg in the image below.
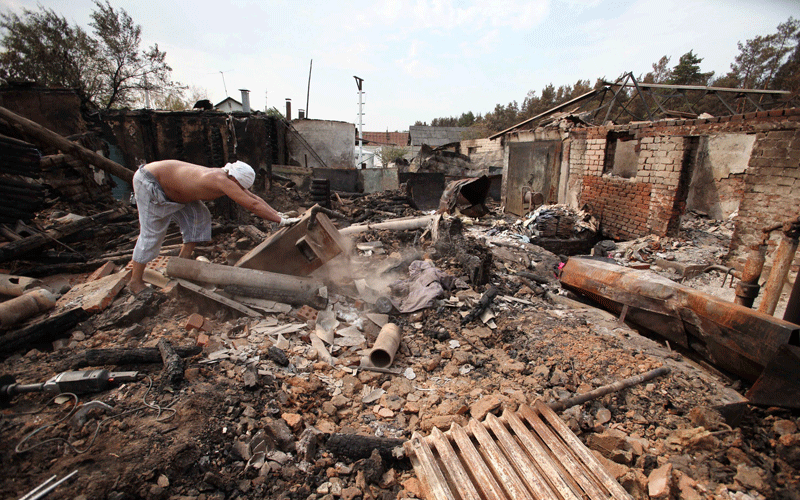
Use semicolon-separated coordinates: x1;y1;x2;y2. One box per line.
178;242;197;258
129;260;148;294
173;201;212;260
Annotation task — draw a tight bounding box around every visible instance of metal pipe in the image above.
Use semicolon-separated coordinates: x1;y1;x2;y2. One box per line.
370;323;401;368
783;272;800;325
0;289;57;328
759;233;799;316
549;367;670;412
165;257;322;296
735;244;766;307
0;274;42;297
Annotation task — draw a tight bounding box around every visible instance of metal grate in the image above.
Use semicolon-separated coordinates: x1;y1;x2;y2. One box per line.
404;400;632;500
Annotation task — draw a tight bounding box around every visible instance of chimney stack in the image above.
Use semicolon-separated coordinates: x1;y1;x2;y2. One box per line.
285;99;292;120
239;89;251;113
298;109;306;119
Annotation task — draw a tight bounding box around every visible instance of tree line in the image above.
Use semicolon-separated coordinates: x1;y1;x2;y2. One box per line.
417;18;799;135
0;1;192;110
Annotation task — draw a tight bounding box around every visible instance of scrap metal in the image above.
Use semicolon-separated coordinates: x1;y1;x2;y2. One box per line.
559;257;799;381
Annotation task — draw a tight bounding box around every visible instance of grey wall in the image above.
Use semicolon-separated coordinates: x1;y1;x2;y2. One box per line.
289;119;355;170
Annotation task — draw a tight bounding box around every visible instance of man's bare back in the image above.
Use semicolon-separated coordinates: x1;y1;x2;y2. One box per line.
145;160;229;203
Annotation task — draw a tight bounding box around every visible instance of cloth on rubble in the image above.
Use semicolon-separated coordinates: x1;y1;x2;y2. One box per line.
131;165;211;264
389;260;462;313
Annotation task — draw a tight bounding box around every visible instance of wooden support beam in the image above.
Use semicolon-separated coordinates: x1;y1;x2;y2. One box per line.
0;105;134;184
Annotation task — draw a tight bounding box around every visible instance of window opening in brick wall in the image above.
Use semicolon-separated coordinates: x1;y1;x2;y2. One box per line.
603;132;638;178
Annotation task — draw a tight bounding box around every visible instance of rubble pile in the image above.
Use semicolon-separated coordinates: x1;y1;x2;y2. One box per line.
0;186;798;500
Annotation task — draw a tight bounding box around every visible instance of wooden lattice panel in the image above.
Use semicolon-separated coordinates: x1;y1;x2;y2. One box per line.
404;400;632;500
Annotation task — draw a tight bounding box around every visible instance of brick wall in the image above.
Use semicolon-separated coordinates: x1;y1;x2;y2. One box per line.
581;175;652;239
462;138;503;169
729;127;800;270
569;109;800;265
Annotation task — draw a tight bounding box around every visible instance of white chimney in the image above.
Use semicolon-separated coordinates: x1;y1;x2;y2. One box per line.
239;89;251;113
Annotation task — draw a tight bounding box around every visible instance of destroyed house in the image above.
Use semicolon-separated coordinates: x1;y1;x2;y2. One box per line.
493;96;800;274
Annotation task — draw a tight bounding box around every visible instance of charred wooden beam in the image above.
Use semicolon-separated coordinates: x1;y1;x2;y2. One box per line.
64;346;202;369
0;105;134;184
0;308;87;358
0;208;126;263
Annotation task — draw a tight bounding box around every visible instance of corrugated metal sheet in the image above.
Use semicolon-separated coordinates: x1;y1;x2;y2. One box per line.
405;400;631;500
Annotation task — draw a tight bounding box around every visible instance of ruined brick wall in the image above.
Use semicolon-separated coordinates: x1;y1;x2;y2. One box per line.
729;126;800;271
463;138;503;169
570;109;800;254
581;175;651;239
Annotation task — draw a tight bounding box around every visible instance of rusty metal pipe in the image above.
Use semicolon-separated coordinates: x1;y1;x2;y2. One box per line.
0;289;57;328
370;323;402;368
0;274;42;297
759;233;799;316
549;366;671;412
783;272;800;325
735;244;766;307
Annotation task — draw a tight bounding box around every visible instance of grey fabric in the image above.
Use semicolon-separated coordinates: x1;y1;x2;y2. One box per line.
131;166;211;263
389;260;458;313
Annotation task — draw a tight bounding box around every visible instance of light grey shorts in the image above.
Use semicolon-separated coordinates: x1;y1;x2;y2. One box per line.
131;165;211;263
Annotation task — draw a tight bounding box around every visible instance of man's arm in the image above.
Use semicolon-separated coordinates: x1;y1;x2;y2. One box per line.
220;179;282;223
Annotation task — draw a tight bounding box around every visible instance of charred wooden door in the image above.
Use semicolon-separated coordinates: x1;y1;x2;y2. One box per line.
505;140;561;216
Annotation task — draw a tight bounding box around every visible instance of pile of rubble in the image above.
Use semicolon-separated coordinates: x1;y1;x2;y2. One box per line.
1;188;798;500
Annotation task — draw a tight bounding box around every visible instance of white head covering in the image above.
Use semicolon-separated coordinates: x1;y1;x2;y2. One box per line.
222;161;255;190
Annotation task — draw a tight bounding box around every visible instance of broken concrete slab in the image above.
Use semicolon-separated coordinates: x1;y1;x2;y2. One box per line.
56;270;129;313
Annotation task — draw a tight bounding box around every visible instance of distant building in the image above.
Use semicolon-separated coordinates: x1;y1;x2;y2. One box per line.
215;97;243;113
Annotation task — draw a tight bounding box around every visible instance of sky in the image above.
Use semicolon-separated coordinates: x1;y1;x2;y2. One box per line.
1;0;798;131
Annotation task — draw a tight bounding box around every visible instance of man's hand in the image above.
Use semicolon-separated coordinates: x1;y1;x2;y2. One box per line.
279;217;301;227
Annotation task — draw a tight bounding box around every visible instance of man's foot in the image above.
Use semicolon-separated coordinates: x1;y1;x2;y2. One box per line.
128;279;149;295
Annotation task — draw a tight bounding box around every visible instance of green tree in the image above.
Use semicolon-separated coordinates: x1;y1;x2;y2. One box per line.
0;1;180;109
0;6;99;102
643;56;672;83
89;1;178;109
669;50;714;85
729;17;799;90
377;146;409;166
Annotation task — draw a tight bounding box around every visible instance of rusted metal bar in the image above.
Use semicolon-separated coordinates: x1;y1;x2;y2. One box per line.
549;366;670;412
560;257;799;381
758;231;799;316
783;272;800;325
735;244;766;307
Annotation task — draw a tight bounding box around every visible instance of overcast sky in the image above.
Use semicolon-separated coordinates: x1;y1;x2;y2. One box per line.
1;0;798;131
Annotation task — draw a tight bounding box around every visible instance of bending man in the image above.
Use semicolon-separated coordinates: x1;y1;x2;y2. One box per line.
128;160;297;294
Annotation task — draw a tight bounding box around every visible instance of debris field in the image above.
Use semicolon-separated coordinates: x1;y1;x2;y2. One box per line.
0;178;798;500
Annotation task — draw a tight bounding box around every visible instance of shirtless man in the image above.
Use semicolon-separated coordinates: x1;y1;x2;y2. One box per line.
128;159;297;294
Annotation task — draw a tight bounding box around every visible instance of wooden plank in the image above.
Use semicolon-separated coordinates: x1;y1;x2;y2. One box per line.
534;400;632;499
484;413;563;500
468;418;535;500
176;279;262;317
497;410;583;500
405;432;458;500
512;406;608;500
428;427;483;500
448;423;509;500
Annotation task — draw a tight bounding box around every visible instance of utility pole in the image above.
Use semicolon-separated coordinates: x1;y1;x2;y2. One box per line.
354;76;364;168
306;59;313;118
220;71;229;97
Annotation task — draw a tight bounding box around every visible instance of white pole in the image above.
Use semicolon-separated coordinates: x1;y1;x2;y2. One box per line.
354;76;364;168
